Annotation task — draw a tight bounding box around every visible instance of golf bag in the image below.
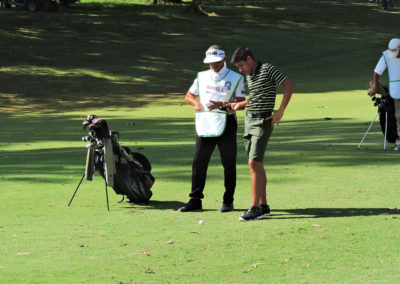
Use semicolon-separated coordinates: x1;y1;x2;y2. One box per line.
374;87;399;143
82;115;155;203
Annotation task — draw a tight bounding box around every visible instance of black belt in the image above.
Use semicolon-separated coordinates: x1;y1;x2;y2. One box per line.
246;111;272;119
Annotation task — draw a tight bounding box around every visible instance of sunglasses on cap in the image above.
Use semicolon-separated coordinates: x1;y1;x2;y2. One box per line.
206;50;224;56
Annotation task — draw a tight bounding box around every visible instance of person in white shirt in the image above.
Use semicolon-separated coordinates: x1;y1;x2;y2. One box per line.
178;45;246;212
370;38;400;150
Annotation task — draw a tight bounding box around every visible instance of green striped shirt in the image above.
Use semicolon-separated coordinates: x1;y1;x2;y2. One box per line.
246;62;287;112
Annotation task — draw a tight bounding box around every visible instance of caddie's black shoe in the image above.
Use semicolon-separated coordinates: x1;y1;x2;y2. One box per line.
258;204;271;219
219;202;234;212
178;199;202;212
239;206;262;221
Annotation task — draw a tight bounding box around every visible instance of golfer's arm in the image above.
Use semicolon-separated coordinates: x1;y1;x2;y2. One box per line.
278;78;294;112
234;98;248;110
370;72;381;96
373;72;380;85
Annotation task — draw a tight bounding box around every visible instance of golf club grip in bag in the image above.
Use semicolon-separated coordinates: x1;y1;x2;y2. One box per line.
95;135;154;204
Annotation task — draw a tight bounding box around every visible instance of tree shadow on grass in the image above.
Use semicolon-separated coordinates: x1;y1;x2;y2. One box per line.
267;207;400;220
1;0;400;112
1;116;399;184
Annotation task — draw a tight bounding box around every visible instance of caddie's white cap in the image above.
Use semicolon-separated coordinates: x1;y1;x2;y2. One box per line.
203;47;225;64
388;38;400;58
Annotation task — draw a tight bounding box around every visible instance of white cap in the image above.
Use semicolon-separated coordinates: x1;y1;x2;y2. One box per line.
388;38;400;58
203;48;225;64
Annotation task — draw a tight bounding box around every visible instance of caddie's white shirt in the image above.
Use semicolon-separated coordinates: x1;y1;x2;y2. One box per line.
189;65;246;99
374;50;400;98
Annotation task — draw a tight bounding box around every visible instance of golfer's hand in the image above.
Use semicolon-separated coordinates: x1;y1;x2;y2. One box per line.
226;107;236;115
368;90;377;97
265;109;284;127
369;83;378;97
227;102;244;111
194;102;203;111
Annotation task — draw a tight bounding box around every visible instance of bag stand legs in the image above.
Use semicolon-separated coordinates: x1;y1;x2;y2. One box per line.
67;172;85;207
357;111;388;151
105;180;110;211
67;171;110;211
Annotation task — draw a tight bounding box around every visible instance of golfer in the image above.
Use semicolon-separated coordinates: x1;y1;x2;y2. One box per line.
178;45;246;212
229;47;294;221
370;38;400;151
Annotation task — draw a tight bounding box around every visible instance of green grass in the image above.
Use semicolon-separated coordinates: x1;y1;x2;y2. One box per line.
1;0;400;283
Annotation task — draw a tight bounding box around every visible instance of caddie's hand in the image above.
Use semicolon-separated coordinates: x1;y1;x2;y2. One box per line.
194;101;203;111
265;109;284;127
208;100;223;110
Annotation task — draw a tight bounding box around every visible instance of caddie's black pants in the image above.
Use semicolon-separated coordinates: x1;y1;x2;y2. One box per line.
190;115;237;204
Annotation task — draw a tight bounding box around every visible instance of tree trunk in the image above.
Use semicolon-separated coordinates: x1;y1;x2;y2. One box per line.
382;0;388;9
186;0;211;16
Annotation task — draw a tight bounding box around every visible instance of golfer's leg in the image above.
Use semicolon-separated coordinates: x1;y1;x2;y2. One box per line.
218;116;237;203
246;127;272;206
248;160;266;206
394;99;400;145
259;172;267;205
190;136;216;200
245;134;266;206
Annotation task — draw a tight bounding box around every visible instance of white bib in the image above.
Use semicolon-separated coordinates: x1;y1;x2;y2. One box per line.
195;69;243;137
195;111;227;137
382;50;400;99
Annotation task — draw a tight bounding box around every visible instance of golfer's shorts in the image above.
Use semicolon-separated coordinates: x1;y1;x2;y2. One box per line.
243;115;273;162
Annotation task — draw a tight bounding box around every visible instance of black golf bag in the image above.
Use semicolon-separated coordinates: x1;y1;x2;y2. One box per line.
374;87;399;143
82;115;155;203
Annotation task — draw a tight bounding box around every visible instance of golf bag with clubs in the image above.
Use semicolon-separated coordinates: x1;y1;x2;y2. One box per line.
373;87;399;143
358;85;399;150
82;115;155;204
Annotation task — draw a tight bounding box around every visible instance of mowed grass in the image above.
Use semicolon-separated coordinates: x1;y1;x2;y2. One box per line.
1;94;400;283
1;0;400;283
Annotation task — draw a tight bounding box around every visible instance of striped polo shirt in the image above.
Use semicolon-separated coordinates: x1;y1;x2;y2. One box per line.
246;62;287;112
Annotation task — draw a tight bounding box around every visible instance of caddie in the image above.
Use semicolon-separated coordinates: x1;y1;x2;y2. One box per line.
370;38;400;150
178;44;246;212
